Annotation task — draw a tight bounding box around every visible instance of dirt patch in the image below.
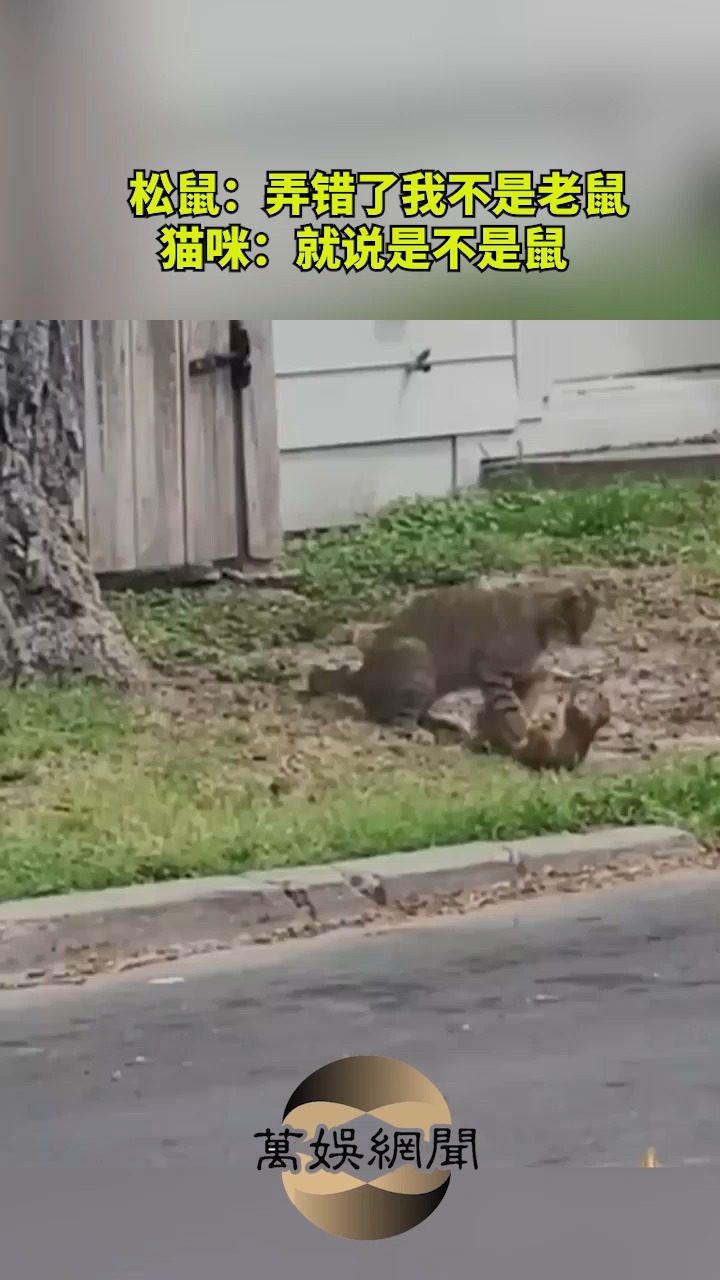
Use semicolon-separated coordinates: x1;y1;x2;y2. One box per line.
148;566;720;788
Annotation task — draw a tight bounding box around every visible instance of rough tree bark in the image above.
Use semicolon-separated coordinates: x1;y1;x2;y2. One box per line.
0;320;145;684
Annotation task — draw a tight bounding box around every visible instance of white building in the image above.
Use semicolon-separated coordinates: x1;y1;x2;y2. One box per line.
274;320;720;531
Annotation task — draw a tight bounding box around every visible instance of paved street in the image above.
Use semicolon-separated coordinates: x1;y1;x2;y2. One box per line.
3;868;720;1277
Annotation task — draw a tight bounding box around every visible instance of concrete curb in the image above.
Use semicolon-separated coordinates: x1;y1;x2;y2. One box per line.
0;825;704;981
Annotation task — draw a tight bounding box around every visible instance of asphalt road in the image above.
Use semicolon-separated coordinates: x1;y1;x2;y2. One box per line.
3;868;720;1278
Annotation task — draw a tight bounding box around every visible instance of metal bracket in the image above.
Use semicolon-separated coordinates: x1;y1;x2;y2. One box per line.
188;322;251;391
404;347;432;374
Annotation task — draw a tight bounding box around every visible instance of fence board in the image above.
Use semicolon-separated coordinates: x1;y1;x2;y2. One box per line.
241;320;282;560
82;320;136;572
131;321;185;569
181;320;241;563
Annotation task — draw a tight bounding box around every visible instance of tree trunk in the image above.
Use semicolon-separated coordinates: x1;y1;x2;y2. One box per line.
0;320;144;684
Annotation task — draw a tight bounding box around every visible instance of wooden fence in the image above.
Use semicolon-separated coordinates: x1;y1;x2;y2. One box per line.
74;321;282;575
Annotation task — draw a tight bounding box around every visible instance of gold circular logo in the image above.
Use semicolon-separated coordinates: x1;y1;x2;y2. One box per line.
281;1055;452;1240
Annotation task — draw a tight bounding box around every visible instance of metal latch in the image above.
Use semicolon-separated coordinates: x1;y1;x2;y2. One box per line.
188;322;251;391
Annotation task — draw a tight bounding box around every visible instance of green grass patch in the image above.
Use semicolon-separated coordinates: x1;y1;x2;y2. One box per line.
0;679;718;902
110;587;335;675
294;478;720;602
111;478;720;673
0;684;136;780
4;477;720;903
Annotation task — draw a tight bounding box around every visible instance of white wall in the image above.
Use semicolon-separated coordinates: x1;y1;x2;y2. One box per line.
274;321;518;530
516;321;720;419
273;320;720;532
514;321;720;456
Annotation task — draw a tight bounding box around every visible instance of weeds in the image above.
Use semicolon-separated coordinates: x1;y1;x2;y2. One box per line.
113;479;720;670
4;478;720;901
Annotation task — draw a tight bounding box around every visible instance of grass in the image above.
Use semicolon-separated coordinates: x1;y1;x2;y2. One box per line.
4;476;720;902
0;683;719;902
292;477;720;595
110;477;720;672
